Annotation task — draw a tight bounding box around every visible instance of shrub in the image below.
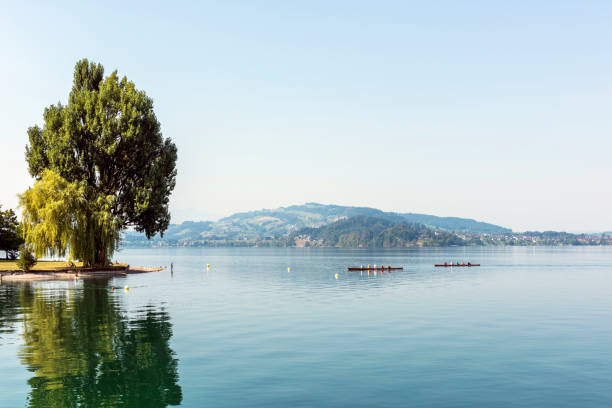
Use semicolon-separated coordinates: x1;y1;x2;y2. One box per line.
16;245;37;271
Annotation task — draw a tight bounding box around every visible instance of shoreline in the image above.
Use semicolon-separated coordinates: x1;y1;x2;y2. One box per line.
0;265;165;283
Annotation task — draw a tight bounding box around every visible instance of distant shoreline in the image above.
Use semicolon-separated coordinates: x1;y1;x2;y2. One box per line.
120;241;612;249
122;205;611;248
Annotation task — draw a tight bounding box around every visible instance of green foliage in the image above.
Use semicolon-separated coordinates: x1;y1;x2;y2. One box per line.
23;58;177;264
16;245;37;271
0;205;24;259
291;216;467;248
19;169;120;266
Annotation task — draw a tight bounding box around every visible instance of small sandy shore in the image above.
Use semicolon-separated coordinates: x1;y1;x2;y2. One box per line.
0;265;165;282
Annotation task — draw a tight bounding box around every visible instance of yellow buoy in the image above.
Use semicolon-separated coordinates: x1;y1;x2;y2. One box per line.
334;273;339;279
206;264;210;269
287;267;291;272
124;286;129;291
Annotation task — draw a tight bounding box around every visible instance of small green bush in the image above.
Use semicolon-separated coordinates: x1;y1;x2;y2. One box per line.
16;245;37;271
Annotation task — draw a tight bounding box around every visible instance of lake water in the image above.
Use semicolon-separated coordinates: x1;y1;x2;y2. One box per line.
1;246;612;407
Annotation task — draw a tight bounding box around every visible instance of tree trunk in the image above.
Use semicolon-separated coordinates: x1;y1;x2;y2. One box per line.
95;248;107;267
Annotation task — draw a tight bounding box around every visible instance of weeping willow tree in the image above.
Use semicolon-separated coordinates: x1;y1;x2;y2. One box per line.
19;170;121;265
21;58;177;265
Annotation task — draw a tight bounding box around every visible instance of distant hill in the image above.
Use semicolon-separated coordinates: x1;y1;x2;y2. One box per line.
121;203;510;245
290;216;468;248
212;203;405;239
122;221;214;242
214;203;510;236
400;213;510;234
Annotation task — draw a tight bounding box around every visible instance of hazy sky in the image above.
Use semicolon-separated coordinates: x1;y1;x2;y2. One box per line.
1;1;611;232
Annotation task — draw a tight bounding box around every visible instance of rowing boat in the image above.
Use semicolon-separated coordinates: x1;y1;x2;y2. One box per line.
347;266;403;271
434;264;480;267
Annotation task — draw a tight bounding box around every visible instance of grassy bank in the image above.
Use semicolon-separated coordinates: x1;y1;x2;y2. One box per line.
0;260;127;272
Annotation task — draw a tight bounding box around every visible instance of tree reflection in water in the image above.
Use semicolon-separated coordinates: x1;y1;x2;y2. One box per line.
0;283;21;335
14;281;182;407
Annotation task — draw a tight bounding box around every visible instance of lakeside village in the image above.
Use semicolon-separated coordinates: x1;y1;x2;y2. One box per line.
119;207;612;249
293;231;612;247
123;231;612;248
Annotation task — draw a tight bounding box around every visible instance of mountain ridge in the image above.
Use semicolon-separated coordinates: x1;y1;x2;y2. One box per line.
122;203;511;244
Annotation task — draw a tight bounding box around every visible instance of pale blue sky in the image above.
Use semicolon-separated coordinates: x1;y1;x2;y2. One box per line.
1;1;611;232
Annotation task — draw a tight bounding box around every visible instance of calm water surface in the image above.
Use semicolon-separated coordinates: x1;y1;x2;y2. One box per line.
1;247;611;407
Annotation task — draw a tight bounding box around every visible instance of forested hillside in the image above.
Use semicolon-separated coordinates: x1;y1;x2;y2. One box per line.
290;216;468;247
121;203;510;245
